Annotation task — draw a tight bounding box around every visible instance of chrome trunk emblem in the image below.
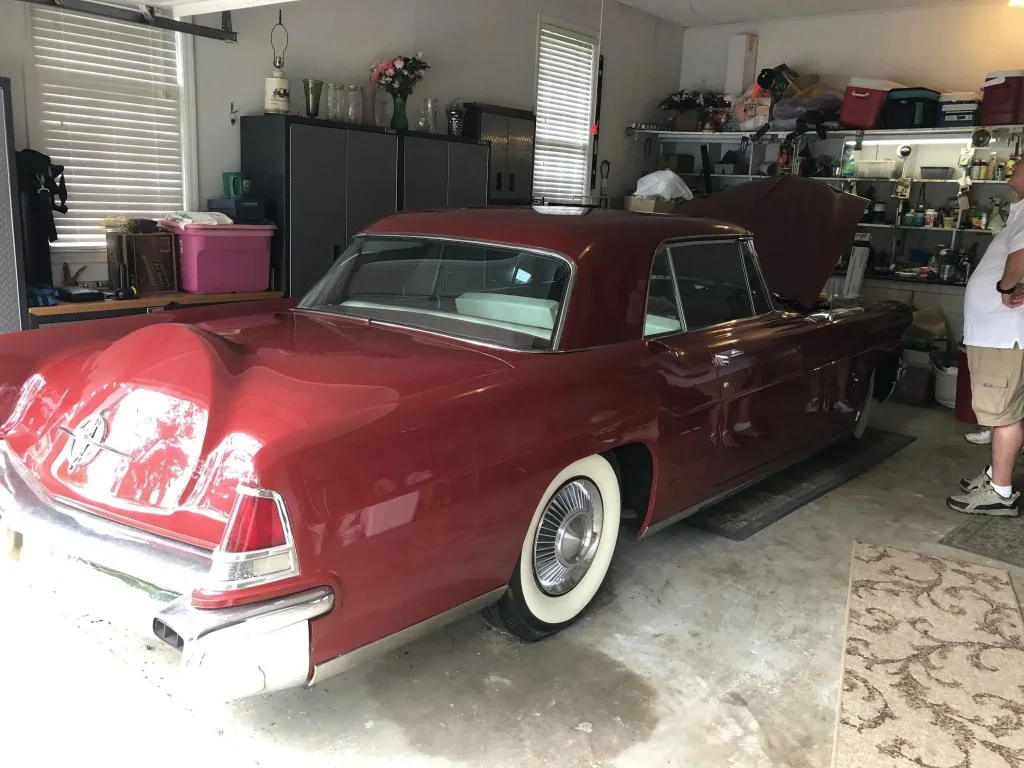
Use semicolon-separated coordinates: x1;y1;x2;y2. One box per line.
60;413;131;470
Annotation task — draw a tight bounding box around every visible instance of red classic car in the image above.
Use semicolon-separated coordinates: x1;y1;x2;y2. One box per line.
0;181;911;699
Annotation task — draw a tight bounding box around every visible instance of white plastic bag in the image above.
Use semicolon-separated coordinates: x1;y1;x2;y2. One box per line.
634;170;693;202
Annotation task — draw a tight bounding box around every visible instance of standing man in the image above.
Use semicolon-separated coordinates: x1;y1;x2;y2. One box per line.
947;166;1024;517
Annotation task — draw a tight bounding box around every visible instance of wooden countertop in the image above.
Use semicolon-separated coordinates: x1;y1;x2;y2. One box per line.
28;291;285;317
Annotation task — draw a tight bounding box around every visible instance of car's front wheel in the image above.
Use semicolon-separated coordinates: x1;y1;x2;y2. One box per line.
483;455;621;642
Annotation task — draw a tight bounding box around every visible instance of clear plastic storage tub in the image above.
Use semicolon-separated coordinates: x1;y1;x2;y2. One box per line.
163;221;276;294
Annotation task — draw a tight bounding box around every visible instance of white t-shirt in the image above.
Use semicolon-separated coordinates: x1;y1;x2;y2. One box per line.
963;199;1024;349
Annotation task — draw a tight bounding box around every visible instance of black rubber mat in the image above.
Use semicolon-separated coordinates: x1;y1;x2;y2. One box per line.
685;429;916;541
939;514;1024;569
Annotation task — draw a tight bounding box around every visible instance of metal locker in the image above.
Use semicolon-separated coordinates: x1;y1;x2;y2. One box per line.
0;78;27;334
506;117;535;202
447;143;489;208
403;137;448;211
289;123;347;298
346;131;398;240
479;112;509;200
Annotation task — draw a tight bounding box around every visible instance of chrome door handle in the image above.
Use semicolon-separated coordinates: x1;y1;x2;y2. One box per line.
713;349;744;367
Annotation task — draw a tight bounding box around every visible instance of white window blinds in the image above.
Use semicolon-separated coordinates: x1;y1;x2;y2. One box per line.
30;7;185;249
533;24;597;205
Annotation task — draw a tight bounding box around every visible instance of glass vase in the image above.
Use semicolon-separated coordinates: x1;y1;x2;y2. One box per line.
391;93;408;131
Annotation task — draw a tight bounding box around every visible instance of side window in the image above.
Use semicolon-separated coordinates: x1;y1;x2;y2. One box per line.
644;249;684;338
742;242;774;315
669;242;754;331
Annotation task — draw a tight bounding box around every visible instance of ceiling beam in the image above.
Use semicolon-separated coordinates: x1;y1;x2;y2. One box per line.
15;0;238;42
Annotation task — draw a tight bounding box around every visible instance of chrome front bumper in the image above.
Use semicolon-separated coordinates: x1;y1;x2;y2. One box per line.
0;442;334;700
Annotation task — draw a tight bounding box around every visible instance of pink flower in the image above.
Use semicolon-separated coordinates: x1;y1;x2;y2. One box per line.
417;70;424;78
370;72;379;83
415;51;424;59
394;58;404;69
377;61;390;73
386;68;394;76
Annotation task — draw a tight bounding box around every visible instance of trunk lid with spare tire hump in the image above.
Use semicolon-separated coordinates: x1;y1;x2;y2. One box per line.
0;310;511;550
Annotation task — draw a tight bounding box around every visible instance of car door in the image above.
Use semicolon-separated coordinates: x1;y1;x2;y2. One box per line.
666;239;829;485
640;248;726;519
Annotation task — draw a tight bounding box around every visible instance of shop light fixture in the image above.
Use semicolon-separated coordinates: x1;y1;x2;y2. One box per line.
845;138;971;147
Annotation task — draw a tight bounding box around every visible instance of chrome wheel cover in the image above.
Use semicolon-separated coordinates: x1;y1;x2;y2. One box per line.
533;478;604;596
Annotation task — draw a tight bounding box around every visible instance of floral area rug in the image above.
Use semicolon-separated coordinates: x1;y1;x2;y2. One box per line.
833;543;1024;768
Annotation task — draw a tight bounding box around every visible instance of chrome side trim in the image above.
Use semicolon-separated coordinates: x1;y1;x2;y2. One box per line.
308;586;506;685
154;586;334;646
311;233;577;352
0;441;211;595
640;432;854;539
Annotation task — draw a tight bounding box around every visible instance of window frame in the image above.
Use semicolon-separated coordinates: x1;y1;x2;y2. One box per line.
298;233;578;354
532;17;599;205
22;6;198;263
642;236;778;340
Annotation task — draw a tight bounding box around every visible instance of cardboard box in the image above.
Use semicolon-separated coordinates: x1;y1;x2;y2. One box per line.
624;196;676;214
656;154;695;174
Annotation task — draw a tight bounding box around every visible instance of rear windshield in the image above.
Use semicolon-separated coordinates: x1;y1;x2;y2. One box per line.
298;237;572;351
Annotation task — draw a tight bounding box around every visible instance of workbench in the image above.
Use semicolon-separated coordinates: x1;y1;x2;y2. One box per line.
27;291;286;328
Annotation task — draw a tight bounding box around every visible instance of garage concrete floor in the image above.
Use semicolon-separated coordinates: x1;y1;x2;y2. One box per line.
2;403;1022;768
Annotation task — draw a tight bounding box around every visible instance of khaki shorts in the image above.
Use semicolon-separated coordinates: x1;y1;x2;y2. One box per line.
968;345;1024;427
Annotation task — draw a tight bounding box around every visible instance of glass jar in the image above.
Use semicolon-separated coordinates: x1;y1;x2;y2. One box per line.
325;84;339;121
415;98;430;131
345;85;363;124
425;98;438;133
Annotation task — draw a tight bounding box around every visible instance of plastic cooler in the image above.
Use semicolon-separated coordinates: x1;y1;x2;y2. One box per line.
937;92;980;128
980;70;1024;126
164;221;275;294
840;79;904;129
884;87;940;129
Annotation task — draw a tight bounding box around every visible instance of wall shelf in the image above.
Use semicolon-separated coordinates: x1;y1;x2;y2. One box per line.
628;124;1024;144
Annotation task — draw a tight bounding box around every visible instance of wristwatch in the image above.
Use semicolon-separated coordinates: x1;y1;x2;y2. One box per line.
997;280;1017;295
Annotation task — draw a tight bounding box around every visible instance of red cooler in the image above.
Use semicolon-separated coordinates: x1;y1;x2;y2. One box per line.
980;70;1024;126
840;79;904;129
163;221;275;294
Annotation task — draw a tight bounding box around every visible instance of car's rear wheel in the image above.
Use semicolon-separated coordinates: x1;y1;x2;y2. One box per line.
483;455;621;642
854;369;877;440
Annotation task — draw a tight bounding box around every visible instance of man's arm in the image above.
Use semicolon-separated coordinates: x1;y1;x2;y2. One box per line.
1006;249;1024;307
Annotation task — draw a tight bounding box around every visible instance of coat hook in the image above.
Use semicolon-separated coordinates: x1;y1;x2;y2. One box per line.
229;101;238;127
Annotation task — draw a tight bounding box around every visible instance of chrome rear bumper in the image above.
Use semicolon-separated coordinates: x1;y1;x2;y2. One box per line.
0;442;334;699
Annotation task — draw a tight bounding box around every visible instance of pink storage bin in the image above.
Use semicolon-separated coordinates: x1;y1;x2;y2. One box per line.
164;221;275;294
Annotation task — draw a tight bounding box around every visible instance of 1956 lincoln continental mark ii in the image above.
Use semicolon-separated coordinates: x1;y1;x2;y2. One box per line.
0;178;911;699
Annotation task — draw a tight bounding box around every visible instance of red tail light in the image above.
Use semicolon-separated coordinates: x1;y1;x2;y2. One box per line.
204;486;299;592
222;493;287;553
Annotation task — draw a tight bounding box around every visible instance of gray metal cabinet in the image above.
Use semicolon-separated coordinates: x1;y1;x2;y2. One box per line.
506;117;535;202
289;123;347;298
447;143;489;208
479;112;510;201
403;137;448;211
347;130;398;238
464;103;536;205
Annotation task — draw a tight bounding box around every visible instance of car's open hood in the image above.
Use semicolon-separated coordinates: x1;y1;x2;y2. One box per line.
676;175;869;308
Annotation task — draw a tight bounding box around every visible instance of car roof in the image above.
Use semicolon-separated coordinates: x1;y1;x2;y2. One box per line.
362;207;749;262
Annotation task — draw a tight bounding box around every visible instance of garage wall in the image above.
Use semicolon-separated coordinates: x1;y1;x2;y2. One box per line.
194;0;683;203
679;4;1024;94
0;0;29;149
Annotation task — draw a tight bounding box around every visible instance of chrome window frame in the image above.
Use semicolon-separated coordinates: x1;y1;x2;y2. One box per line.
297;233;577;353
739;237;777;315
650;236;779;337
642;245;687;340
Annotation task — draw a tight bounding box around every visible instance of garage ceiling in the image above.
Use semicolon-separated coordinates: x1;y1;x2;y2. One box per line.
618;0;1009;26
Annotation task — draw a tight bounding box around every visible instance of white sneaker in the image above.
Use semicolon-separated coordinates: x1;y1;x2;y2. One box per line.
833;401;855;415
965;429;992;445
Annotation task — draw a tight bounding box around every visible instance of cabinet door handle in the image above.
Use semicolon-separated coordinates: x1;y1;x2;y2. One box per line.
496;172;503;191
509;173;515;192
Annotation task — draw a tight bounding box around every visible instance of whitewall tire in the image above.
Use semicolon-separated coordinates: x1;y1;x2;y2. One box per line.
483;455;621;641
